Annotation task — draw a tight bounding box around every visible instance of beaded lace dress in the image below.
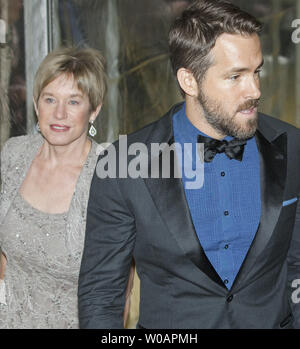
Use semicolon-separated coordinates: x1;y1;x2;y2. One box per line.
0;138;98;329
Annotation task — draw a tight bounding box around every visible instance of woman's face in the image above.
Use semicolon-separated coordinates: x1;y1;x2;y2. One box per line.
35;74;99;147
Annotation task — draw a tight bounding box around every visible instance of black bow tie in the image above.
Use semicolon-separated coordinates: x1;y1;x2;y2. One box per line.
197;135;247;163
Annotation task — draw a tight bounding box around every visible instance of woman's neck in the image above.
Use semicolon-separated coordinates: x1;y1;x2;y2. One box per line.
37;137;92;168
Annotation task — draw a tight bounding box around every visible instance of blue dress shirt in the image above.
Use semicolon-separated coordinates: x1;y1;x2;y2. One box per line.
173;103;261;289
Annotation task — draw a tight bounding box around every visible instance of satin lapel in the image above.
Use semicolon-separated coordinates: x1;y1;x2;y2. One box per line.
231;129;287;291
143;134;225;289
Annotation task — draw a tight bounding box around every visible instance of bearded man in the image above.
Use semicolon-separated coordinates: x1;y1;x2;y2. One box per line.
79;0;300;329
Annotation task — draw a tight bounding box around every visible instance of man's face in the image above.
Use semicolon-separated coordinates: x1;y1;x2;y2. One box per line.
197;33;263;140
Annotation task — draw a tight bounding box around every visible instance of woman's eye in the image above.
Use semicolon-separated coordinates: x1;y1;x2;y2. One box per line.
45;98;55;103
69;100;79;105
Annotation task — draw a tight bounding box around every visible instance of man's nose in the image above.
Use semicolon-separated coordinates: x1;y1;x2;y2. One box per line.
245;76;261;100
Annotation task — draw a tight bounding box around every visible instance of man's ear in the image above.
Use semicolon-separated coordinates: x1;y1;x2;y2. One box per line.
177;68;199;97
89;104;102;123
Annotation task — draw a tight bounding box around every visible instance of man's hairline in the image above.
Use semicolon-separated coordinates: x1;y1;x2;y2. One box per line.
176;32;262;94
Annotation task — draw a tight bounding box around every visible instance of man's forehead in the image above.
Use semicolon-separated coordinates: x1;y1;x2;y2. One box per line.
210;32;262;67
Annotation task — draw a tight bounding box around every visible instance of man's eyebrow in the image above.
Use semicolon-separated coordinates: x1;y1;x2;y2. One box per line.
226;59;265;74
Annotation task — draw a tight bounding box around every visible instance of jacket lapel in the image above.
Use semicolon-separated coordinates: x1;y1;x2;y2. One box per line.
142;106;226;289
231;119;287;291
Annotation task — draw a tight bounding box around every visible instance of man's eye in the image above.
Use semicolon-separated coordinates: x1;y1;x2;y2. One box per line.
230;75;240;81
45;98;55;103
69;100;79;105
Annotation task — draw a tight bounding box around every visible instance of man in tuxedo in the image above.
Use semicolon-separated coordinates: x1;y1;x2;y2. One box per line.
78;0;300;329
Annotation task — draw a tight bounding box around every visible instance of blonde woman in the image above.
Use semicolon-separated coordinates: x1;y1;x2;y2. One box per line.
0;47;133;328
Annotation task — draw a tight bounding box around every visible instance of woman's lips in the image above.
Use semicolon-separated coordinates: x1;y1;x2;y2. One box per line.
50;124;70;132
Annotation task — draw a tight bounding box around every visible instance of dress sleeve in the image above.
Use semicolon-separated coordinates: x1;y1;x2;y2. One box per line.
0;279;6;305
0;138;13;247
0;139;10;299
0;138;11;189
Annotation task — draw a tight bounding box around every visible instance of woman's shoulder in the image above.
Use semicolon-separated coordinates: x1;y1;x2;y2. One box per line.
1;134;42;165
2;133;41;151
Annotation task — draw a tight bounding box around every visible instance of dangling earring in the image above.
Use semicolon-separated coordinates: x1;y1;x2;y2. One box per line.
36;122;40;132
89;120;97;137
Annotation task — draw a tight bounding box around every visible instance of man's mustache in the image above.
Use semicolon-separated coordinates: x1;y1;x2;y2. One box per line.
237;99;260;112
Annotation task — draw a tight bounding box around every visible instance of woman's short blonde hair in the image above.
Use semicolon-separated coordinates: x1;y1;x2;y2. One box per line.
33;47;106;111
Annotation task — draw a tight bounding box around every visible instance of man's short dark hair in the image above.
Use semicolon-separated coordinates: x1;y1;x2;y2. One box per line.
168;0;263;95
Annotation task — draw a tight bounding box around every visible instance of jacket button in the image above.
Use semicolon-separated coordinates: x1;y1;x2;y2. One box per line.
226;295;233;303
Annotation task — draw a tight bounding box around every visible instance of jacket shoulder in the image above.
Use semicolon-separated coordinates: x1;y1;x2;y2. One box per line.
259;114;300;159
124;103;183;146
259;113;300;135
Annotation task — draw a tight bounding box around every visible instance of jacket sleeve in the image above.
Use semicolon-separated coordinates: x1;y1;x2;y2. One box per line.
78;169;136;329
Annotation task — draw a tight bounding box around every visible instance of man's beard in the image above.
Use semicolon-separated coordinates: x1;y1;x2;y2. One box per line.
197;90;259;140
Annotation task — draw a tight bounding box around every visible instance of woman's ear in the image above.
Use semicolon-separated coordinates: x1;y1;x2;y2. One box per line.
33;98;39;117
177;68;199;98
89;104;102;123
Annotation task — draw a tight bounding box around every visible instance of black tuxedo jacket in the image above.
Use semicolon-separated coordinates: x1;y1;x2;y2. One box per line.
78;103;300;329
